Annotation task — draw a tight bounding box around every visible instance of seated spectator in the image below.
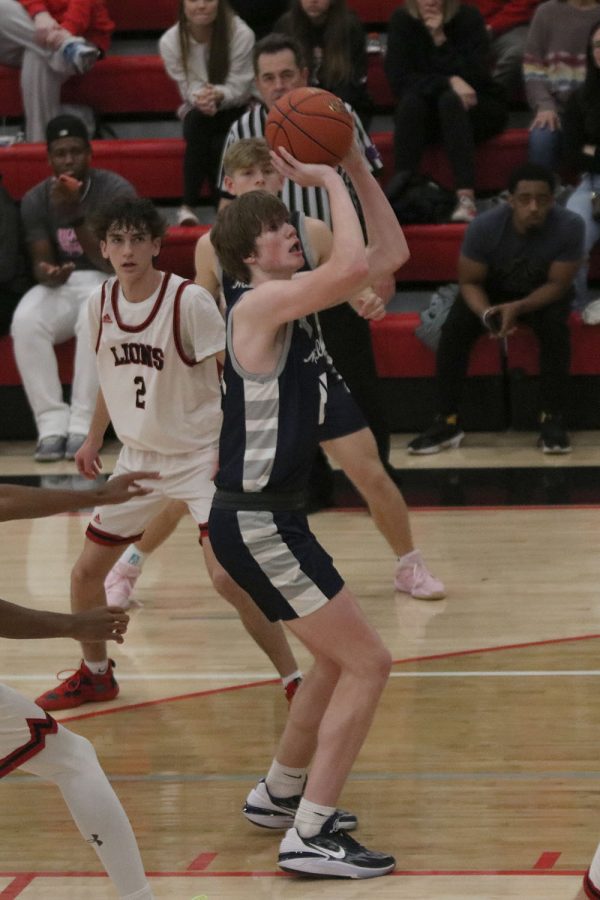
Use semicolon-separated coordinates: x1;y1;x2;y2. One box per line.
10;114;135;462
384;0;508;224
470;0;540;97
159;0;255;225
0;175;31;335
524;0;600;171
563;22;600;311
274;0;374;129
407;163;584;456
0;0;112;142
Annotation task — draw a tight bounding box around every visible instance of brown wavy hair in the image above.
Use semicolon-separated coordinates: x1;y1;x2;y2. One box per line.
177;0;234;85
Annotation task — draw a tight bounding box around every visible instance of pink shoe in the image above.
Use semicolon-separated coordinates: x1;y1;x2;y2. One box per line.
104;560;143;610
394;551;446;600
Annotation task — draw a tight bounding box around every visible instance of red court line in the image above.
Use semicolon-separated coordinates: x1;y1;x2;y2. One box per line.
534;852;562;869
187;852;218;871
56;632;600;724
0;876;34;899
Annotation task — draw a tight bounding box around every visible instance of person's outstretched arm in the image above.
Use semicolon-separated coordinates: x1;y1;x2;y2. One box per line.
0;598;129;643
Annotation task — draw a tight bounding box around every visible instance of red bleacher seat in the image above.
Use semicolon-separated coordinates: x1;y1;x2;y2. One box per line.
507;313;600;376
347;0;397;25
370;313;502;378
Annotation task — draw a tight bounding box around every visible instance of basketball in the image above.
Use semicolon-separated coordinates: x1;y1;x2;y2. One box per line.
265;87;354;166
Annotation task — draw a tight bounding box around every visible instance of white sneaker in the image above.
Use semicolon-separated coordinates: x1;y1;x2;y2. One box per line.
176;205;200;226
395;550;446;600
450;195;477;223
278;816;395;878
104;561;143;610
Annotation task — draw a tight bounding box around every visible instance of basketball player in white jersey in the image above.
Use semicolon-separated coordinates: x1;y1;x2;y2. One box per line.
103;138;445;619
35;196;298;711
0;473;157;900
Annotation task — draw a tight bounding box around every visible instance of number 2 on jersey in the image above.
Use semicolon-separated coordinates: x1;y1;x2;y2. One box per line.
134;375;146;409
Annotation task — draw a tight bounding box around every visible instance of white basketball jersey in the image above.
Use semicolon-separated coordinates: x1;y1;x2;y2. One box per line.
90;271;225;455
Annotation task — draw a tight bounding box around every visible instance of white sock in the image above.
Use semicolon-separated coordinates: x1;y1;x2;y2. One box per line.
84;659;109;675
265;759;307;798
397;548;419;567
281;669;302;688
119;544;146;568
295;797;336;838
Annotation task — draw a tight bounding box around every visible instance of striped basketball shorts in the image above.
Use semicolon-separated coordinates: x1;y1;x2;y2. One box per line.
208;507;344;622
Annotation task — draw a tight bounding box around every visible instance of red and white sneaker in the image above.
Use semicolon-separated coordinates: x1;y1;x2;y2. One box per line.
35;659;119;711
394;550;446;600
284;676;302;705
104;560;143;610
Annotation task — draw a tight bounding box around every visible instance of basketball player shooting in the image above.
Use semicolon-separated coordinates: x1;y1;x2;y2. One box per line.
208;140;409;878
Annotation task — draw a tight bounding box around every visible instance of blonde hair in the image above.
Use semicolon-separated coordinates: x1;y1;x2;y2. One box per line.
223;138;272;176
404;0;460;24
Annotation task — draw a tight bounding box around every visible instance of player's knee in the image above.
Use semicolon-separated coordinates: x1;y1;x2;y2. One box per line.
25;725;98;780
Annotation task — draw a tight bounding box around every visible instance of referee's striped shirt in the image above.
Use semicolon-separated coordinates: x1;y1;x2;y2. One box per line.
217;101;383;227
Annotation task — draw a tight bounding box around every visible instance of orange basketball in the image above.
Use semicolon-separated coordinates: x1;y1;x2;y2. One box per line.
265;87;354;166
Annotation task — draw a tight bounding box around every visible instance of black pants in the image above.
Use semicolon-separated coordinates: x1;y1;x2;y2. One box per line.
318;304;390;463
393;88;507;189
436;294;571;416
182;105;246;206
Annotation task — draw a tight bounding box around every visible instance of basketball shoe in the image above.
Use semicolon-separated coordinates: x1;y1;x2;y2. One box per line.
243;779;357;831
36;660;118;711
104;560;143;609
278;814;395;878
394;549;446;600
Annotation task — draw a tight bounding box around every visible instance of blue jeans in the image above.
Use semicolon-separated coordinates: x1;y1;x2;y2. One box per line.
565;174;600;310
527;123;562;171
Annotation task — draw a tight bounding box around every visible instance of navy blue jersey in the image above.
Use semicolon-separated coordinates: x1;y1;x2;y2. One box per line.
216;289;330;494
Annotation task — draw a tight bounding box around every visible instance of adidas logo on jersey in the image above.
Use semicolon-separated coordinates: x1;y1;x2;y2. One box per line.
93;513;102;524
102;313;112;323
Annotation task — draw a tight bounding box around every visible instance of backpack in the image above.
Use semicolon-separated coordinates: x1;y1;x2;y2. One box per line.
388;173;456;225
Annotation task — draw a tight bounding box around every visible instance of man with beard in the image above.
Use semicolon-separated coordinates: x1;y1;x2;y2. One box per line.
407;163;584;455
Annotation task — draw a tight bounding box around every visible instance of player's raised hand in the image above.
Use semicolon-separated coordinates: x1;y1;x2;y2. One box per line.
270;147;340;189
67;607;130;644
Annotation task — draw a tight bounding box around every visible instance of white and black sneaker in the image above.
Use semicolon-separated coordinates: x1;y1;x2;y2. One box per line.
243;779;357;831
278;814;395;878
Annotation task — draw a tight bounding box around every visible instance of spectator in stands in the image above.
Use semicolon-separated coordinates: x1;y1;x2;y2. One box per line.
563;22;600;312
10;114;135;462
384;0;508;224
217;33;393;483
274;0;374;129
0;0;112;142
159;0;255;225
230;0;289;39
524;0;600;171
0;175;31;336
407;163;584;456
470;1;540;97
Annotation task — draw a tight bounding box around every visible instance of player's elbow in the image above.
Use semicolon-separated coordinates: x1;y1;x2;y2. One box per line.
340;257;370;291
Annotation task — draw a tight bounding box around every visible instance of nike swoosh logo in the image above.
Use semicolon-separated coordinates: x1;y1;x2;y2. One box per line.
308;844;345;860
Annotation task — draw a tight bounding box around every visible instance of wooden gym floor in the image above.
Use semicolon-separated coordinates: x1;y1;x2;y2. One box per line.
1;433;600;899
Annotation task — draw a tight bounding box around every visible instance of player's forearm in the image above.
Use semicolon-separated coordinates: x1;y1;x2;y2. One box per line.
87;389;111;444
0;598;79;639
0;484;105;521
346;156;409;281
326;171;369;290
